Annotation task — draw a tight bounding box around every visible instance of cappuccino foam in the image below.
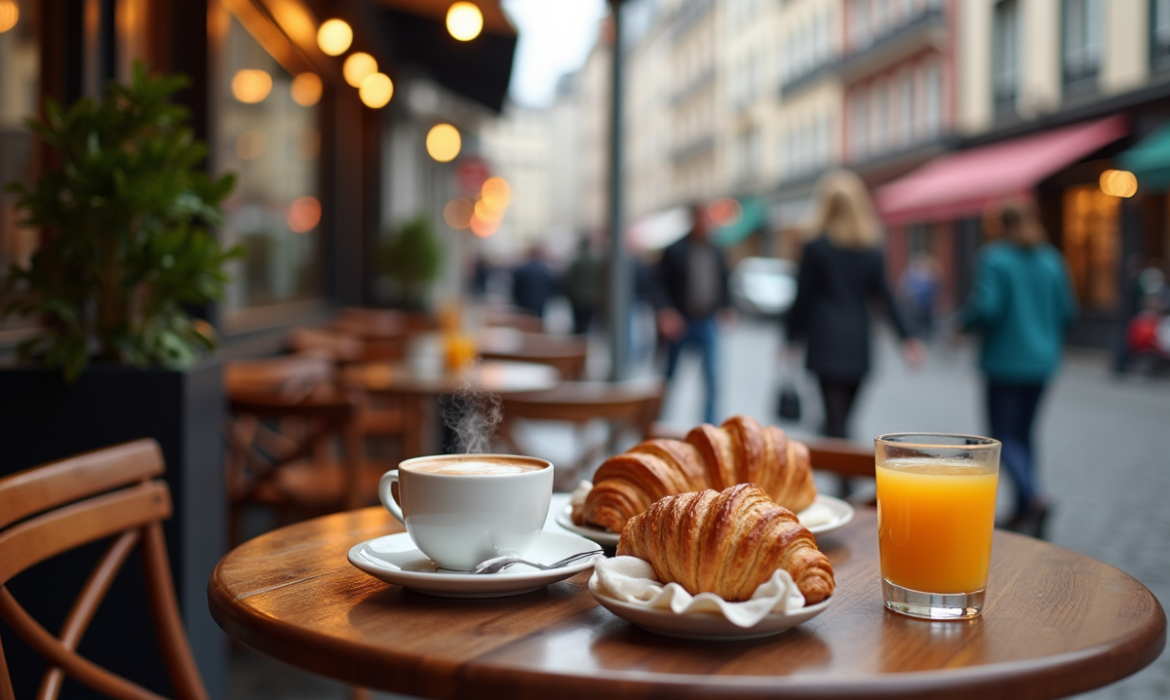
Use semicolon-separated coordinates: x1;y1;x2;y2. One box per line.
405;458;546;476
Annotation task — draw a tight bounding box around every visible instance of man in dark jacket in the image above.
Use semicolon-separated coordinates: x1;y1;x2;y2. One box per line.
511;246;557;318
653;203;732;424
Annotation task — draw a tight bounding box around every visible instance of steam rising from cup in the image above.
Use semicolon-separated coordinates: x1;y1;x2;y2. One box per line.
441;364;503;454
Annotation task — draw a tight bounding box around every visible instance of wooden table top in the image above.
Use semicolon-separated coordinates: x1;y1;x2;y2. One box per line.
208;507;1165;700
340;359;560;396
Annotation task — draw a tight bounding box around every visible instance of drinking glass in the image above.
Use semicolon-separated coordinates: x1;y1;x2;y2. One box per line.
875;433;1001;620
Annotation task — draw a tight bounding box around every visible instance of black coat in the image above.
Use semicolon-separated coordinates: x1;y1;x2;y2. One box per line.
652;235;731;320
785;236;911;381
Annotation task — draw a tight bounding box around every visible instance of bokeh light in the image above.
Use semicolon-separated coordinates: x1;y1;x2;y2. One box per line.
473;198;502;223
446;2;483;41
0;0;19;33
480;176;511;208
470;214;499;238
231;69;273;104
291;73;323;106
426;124;462;162
1099;169;1138;198
287;196;322;233
343;52;378;88
443;198;474;229
235;130;267;160
317;19;353;56
359;73;394;108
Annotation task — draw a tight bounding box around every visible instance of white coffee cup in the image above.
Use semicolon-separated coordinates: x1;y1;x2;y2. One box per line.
379;454;554;571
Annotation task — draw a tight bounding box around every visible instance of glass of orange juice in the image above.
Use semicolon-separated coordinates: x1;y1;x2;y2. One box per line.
875;433;1001;620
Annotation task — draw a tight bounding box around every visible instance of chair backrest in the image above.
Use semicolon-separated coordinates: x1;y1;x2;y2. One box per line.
332;308;407;339
480;334;589;381
224;390;362;537
499;381;665;486
0;440;207;700
224;355;335;399
288;327;364;364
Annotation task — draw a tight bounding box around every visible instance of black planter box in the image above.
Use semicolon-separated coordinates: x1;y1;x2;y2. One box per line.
0;361;225;699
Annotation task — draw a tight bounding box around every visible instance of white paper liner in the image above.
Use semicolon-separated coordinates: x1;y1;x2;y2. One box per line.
592;556;806;628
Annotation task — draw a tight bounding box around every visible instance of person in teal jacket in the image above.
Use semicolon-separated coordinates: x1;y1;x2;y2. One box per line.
958;199;1078;539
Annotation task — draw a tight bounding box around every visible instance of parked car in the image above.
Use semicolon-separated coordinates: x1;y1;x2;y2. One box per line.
729;256;797;317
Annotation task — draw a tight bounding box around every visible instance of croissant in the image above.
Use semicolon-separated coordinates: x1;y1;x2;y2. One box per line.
616;484;835;603
575;415;816;533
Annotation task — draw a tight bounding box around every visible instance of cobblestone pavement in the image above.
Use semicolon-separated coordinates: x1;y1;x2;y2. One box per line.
230;318;1169;700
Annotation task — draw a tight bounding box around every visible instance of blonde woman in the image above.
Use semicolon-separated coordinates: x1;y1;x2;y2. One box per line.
958;198;1077;538
785;171;923;451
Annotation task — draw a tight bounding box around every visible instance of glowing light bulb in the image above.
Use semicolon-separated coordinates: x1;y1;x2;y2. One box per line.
231;69;273;104
443;199;474;230
343;52;378;88
317;19;353;56
480;176;511;207
359;73;394;108
426;124;462;163
446;2;483;41
287;196;322;233
1099;169;1137;198
291;73;323;106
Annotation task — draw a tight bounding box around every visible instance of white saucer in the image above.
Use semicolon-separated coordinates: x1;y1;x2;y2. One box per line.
558;494;856;547
348;530;602;598
588;575;831;640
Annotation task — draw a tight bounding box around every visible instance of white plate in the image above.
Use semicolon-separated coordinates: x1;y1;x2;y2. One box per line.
588;576;832;640
557;494;856;547
348;530;602;598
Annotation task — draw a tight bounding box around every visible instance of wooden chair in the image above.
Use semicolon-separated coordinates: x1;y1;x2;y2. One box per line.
288;327;364;364
224;355;334;398
481;305;542;333
0;439;207;700
498;380;665;490
479;333;589;380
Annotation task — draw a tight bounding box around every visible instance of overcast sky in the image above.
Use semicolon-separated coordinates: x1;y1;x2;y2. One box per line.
501;0;608;108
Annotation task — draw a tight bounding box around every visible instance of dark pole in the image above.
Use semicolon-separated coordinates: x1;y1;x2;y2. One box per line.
606;0;630;381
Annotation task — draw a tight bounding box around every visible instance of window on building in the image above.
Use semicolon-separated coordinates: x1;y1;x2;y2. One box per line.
853;0;871;51
899;70;915;146
873;0;890;37
1062;0;1100;94
218;15;323;312
851;89;869;161
923;60;941;137
993;0;1021;113
1151;0;1170;70
0;0;39;313
871;81;888;155
898;0;915;24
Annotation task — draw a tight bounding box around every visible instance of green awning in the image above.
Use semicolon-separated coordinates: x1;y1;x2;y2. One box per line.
714;197;768;247
1118;122;1170;191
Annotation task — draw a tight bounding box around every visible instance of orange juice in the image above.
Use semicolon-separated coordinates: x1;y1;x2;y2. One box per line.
876;459;998;594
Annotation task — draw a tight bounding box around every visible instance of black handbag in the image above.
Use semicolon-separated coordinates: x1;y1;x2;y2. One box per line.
776;381;802;422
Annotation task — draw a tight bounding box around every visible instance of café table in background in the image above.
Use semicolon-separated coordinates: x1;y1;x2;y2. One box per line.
340;359;560;457
208;504;1166;700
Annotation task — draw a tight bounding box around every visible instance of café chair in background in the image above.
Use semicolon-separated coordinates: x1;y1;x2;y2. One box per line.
288;327;364;364
479;333;589;381
0;439;208;700
498;380;664;490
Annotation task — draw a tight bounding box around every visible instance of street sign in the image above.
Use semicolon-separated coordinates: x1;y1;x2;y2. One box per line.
456;157;489;193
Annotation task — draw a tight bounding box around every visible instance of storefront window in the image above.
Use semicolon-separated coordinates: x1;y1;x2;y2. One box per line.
0;0;39;282
1062;185;1118;312
218;15;321;313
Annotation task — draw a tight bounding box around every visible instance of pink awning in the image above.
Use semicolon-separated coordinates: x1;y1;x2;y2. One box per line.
876;115;1128;225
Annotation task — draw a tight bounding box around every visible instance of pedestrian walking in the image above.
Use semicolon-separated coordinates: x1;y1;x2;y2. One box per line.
957;198;1078;539
562;236;602;335
785;170;923;495
510;245;558;318
652;202;733;425
899;252;941;338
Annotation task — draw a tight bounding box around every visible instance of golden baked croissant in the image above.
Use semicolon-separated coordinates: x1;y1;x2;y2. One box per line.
575;415;816;533
616;484;835;603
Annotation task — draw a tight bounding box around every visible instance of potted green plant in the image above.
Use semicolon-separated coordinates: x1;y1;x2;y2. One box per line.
0;65;235;697
381;214;444;310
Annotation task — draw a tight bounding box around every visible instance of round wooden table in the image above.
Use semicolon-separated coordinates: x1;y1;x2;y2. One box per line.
208;508;1165;700
340;360;560;457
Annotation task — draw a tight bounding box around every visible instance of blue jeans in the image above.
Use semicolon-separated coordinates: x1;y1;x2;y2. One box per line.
664;316;719;424
986;381;1046;515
